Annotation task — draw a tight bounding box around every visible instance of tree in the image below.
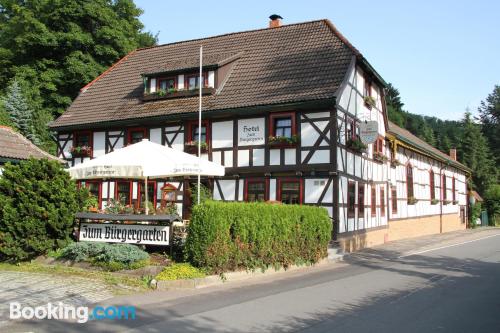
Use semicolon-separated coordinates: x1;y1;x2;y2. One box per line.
459;112;497;194
2;79;39;144
0;0;157;152
478;85;500;165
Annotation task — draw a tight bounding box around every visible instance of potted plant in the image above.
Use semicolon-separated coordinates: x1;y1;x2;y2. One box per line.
373;152;389;163
431;198;439;205
70;145;92;157
364;96;376;109
407;196;418;205
443;200;451;205
390;159;402;168
346;136;367;153
268;134;299;146
452;200;459;205
184;140;208;154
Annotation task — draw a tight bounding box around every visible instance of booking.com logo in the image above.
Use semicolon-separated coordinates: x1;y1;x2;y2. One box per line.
9;302;136;323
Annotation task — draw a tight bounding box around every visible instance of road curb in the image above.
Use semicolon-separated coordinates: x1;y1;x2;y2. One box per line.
156;256;344;291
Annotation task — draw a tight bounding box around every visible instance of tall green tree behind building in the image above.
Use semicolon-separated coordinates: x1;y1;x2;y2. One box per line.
478;85;500;166
0;0;157;152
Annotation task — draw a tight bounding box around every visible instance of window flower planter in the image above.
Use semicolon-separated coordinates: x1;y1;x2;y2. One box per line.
373;152;389;163
431;199;439;205
70;145;92;157
143;87;215;101
443;200;451;205
390;159;402;168
184;141;208;154
452;200;459;205
364;96;376;109
346;137;367;153
407;197;418;205
268;135;299;147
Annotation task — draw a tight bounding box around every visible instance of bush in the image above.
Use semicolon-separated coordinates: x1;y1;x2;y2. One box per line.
59;242;150;271
184;201;332;274
156;263;206;280
0;158;81;262
484;184;500;226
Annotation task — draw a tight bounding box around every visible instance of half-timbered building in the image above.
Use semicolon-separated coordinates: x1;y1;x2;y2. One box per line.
50;17;471;250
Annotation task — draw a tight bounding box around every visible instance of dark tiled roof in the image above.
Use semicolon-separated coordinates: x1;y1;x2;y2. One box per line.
387;121;469;171
50;20;355;129
0;126;59;162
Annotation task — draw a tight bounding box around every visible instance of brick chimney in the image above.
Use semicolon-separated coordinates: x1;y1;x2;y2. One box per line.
450;148;457;161
269;14;283;28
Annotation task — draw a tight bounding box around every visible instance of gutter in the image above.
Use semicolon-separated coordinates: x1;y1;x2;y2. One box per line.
49;98;337;132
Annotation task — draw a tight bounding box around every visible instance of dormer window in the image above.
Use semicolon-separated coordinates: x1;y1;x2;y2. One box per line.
185;72;208;90
158;77;176;91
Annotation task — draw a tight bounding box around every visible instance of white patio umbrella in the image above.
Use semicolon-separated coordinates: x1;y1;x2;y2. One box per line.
68;139;225;214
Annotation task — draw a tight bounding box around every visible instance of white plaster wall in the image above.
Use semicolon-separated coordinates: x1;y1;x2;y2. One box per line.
212;121;233;148
149;128;162;145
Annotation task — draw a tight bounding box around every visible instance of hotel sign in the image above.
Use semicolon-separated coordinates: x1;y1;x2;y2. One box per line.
359;121;379;144
79;223;170;245
238;118;265;146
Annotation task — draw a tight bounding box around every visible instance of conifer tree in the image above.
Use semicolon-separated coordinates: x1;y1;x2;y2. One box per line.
2;80;39;144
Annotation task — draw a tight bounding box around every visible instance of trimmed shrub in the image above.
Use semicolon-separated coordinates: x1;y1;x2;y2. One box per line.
185;201;332;273
0;158;81;262
156;263;206;281
59;242;150;271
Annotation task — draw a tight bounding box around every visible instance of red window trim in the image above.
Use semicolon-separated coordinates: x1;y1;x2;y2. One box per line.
127;127;148;145
138;181;157;209
391;186;397;214
364;74;372;97
276;178;303;204
184;72;208;89
73;130;93;158
380;186;385;217
156;76;178;91
371;186;377;216
442;174;447;200
79;180;102;209
243;178;269;202
430;170;435;200
347;181;356;218
406;163;414;200
115;180;133;206
452;176;456;202
269;112;297;137
345;118;356;142
186;120;210;143
358;183;365;216
374;136;384;154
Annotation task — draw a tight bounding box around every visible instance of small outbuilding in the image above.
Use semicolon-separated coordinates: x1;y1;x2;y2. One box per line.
0;126;59;174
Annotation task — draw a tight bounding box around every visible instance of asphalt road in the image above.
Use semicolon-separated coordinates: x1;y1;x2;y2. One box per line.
7;228;500;333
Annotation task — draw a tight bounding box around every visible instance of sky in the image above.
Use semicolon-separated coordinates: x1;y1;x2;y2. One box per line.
135;0;500;121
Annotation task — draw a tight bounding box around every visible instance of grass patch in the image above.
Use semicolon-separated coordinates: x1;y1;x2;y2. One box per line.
156;263;206;281
0;262;150;294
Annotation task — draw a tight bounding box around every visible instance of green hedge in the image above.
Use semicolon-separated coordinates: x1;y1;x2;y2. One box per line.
0;158;82;262
185;201;332;273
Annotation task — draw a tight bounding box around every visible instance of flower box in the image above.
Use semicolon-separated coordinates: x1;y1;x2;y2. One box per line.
364;96;376;109
143;87;215;101
184;141;208;154
373;152;389;163
346;137;367;153
443;200;451;205
407;197;418;205
70;145;92;157
431;199;439;205
390;159;402;168
268;135;298;147
452;200;459;205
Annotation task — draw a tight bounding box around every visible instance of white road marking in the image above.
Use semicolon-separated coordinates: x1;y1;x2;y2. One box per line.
399;232;500;258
